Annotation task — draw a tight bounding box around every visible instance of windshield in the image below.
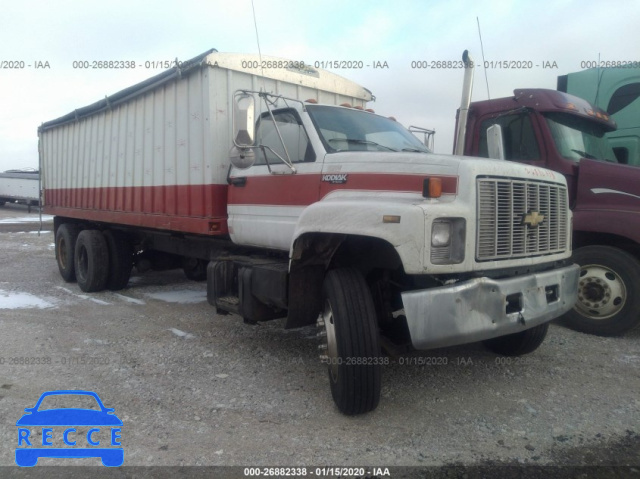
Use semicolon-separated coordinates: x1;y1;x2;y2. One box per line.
306;105;430;154
544;112;615;162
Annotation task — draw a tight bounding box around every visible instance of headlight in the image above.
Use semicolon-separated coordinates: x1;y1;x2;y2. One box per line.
430;218;466;264
431;222;451;247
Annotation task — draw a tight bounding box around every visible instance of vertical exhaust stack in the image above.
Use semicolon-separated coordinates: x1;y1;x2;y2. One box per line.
454;50;475;156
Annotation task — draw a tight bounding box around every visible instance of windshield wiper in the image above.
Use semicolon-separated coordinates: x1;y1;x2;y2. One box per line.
401;147;428;153
328;138;397;152
571;149;599;160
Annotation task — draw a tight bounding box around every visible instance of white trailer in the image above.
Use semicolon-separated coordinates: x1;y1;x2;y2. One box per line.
0;170;40;210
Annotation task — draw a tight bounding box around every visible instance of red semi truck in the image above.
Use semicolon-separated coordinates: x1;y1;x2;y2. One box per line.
454;51;640;336
41;49;578;414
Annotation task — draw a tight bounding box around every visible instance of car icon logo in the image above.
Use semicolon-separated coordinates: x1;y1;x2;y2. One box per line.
16;390;123;467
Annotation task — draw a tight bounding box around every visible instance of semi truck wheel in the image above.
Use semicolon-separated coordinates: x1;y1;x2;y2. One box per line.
74;230;109;292
55;223;81;282
562;246;640;336
183;258;207;281
483;323;549;356
103;230;133;291
317;268;381;415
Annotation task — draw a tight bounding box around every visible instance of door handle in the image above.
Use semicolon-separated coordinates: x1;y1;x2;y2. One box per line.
230;177;247;187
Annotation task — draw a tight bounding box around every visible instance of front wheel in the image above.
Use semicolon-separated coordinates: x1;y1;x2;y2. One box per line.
562;246;640;336
317;268;381;415
483;323;549;356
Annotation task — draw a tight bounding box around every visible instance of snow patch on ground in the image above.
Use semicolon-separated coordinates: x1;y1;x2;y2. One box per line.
169;328;195;339
0;215;54;224
0;290;55;309
113;293;146;305
55;286;111;305
146;290;206;304
617;355;640;365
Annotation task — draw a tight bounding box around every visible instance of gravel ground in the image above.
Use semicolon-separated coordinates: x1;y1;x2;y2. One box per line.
0;204;639;477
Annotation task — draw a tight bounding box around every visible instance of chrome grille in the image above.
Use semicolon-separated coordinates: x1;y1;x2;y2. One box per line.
477;177;568;261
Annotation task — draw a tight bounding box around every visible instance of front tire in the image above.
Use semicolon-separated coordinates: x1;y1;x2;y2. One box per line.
483;323;549;356
74;230;109;293
563;246;640;336
318;268;381;415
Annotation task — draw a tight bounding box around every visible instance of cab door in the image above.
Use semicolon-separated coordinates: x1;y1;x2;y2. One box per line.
227;108;322;250
475;111;548;167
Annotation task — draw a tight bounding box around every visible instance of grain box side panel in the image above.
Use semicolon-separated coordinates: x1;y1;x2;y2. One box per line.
175;71;190;217
186;66;205;217
133;94;145;213
115;102;128;211
124;99;136;211
152;86;165;214
141;89;155;214
42;64;231;235
164;79;177;217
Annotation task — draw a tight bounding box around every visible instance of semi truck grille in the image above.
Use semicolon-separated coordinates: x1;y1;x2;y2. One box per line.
476;177;568;261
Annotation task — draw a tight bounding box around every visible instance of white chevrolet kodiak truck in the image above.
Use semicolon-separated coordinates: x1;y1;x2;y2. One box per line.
41;52;579;414
226;88;578;414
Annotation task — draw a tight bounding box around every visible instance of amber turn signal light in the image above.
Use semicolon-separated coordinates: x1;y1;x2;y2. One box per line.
423;177;442;198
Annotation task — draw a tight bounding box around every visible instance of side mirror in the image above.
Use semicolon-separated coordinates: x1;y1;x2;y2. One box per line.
229;146;256;169
233;93;255;147
487;124;505;160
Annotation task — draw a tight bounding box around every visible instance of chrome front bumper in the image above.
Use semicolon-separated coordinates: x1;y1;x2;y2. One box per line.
401;264;579;350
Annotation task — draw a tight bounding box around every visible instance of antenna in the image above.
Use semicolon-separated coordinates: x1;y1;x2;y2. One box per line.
250;0;266;85
595;52;603;107
476;17;490;100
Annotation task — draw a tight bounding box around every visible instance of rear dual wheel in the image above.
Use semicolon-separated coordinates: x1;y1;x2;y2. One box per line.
56;224;132;292
75;230;109;292
183;257;207;281
103;230;133;290
55;223;81;282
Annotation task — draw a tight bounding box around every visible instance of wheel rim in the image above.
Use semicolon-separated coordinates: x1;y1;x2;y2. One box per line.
58;236;67;268
317;299;339;382
575;264;626;320
77;245;88;282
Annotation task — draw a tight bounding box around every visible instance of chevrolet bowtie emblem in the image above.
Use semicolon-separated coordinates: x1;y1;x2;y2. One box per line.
521;211;545;228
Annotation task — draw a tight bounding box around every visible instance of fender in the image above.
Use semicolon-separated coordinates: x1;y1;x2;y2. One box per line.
290;190;426;274
574;208;640;245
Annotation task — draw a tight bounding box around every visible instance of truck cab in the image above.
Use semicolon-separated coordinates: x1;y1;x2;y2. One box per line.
558;67;640;166
223;91;578;415
461;88;640;336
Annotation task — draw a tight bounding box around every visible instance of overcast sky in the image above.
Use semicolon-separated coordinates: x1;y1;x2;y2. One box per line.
0;0;638;171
